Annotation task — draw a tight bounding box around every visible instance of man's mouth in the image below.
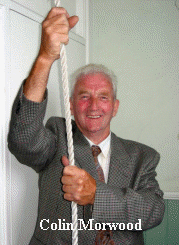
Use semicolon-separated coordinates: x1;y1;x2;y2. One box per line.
87;115;101;119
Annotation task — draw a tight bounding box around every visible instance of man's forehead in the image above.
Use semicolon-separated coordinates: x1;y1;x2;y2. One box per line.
75;82;112;95
77;89;111;95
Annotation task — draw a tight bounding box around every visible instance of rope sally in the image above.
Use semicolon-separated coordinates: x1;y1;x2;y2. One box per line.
54;1;78;244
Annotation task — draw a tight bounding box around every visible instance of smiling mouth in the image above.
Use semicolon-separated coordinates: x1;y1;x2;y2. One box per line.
87;115;101;119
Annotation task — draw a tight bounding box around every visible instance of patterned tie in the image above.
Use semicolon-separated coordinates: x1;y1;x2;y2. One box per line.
91;145;104;182
91;145;115;245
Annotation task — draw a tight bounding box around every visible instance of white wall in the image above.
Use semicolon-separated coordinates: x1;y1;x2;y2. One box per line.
0;0;88;244
89;0;179;195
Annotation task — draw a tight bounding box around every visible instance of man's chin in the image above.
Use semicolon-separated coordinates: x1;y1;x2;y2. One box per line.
87;127;101;133
86;128;108;138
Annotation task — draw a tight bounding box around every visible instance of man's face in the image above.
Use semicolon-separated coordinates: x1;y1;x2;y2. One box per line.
70;73;119;142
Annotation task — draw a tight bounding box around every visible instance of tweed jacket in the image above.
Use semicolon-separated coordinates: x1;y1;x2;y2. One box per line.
8;85;165;245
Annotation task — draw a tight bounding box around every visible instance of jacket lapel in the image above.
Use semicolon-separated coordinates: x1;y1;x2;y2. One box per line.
107;133;135;188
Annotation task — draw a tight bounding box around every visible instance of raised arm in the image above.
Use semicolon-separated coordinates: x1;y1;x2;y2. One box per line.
23;7;78;102
8;8;78;172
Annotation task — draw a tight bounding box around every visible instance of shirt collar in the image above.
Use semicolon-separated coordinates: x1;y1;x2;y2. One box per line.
84;133;111;158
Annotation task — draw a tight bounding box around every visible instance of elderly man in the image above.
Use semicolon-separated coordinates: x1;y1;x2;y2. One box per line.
8;7;164;245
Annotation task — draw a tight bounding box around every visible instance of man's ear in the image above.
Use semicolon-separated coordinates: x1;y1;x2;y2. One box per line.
112;99;119;117
70;98;74;115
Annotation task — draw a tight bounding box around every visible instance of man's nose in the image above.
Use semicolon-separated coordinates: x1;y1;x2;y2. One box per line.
89;97;98;110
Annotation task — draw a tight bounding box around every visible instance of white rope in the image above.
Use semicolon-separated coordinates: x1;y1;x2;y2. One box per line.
54;1;78;244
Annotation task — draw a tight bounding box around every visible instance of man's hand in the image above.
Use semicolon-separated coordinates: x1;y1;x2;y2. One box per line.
39;7;79;62
24;7;78;103
61;156;96;205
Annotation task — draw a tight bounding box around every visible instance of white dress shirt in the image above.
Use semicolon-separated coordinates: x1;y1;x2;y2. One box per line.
85;133;111;183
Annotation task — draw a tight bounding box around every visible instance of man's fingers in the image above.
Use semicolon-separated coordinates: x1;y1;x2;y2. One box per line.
64;193;73;202
68;16;79;30
43;14;69;30
63;166;80;177
62;184;76;193
48;14;78;31
61;175;74;185
62;155;69;167
46;7;70;20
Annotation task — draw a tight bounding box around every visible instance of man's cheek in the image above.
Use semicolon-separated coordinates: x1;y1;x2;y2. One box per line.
77;103;88;113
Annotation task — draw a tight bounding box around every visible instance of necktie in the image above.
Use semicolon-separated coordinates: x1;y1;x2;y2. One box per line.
91;145;104;182
91;145;115;245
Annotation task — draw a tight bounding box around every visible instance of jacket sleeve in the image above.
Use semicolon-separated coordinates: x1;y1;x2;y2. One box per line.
8;82;57;173
92;151;165;231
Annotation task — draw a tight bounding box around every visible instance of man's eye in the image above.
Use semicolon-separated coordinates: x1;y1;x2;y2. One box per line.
101;96;108;100
81;95;89;99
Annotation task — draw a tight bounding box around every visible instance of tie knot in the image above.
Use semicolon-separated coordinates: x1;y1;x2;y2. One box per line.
91;145;101;157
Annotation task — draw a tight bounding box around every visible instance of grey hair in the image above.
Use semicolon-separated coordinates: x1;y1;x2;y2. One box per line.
70;63;118;99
